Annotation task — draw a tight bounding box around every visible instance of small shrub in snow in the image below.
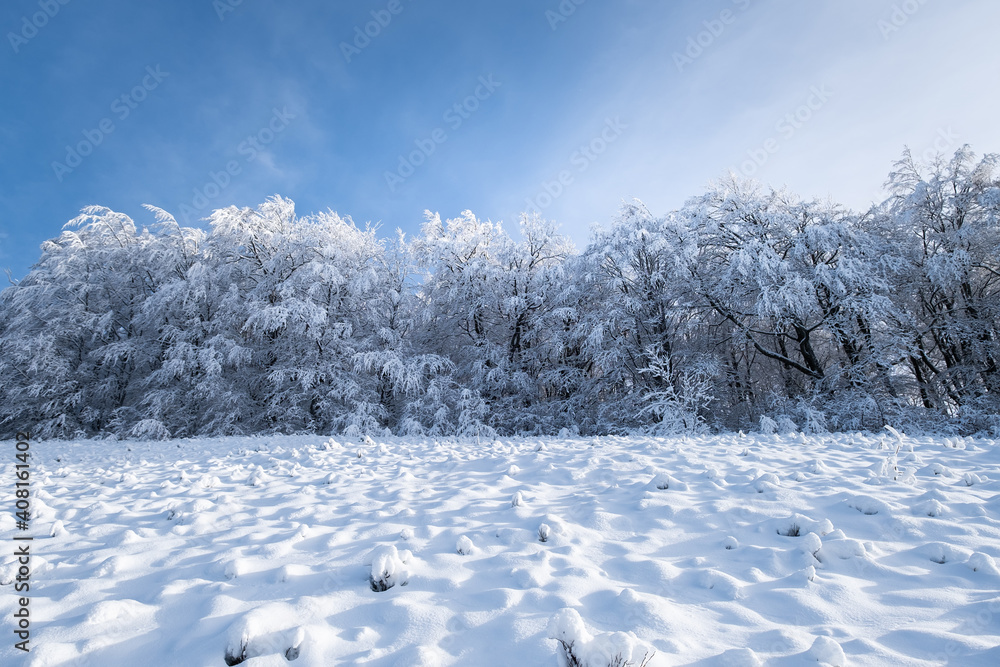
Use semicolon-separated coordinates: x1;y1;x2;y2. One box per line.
648;473;687;492
223;559;243;580
806;459;830;474
801;532;822;560
129;419;171;440
638;347;716;434
758;415;778;435
921;541;965;565
915;499;945;517
224;643;247;665
511;491;524;507
455;389;497;442
779;523;801;537
773;514;833;538
456;535;474;555
538;523;551;543
722;536;738;550
800;405;828;434
367;545;410;591
962;472;983;486
548;608;654;667
223;606;304;666
930;462;953;476
750;473;779;493
775;415;798;434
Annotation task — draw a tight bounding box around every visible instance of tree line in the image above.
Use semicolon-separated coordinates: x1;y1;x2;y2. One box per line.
1;146;998;439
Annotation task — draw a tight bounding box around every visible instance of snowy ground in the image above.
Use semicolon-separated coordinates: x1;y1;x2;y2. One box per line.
2;431;1000;666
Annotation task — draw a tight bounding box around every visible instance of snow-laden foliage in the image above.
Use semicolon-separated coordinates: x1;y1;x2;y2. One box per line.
1;147;999;438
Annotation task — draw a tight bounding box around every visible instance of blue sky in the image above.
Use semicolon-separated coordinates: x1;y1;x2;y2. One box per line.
1;0;998;280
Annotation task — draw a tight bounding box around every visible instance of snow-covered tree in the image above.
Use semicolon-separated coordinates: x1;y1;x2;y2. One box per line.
410;210;576;434
0;206;176;437
2;146;998;439
880;146;1000;428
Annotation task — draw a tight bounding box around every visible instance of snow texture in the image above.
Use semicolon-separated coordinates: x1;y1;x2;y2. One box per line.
1;431;999;665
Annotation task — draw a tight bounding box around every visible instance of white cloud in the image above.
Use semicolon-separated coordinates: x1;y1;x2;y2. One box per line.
521;0;1000;235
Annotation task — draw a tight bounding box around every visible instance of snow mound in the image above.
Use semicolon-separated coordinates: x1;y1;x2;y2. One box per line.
456;535;474;555
367;544;410;591
717;647;763;666
967;552;1000;575
807;459;831;474
538;523;552;543
224;604;305;665
918;541;969;565
807;636;846;666
961;472;985;486
750;472;780;493
772;513;833;537
83;599;156;625
547;608;654;667
648;472;687;491
847;495;890;516
816;530;867;563
914;499;946;517
50;519;67;537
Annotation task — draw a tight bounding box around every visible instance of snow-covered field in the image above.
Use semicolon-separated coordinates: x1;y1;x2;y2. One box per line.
2;432;1000;666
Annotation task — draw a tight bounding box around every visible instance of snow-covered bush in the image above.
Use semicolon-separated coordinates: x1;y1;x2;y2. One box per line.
456;535;474;555
223;604;305;665
639;348;716;434
758;415;778;435
367;545;410;591
547;608;654;667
